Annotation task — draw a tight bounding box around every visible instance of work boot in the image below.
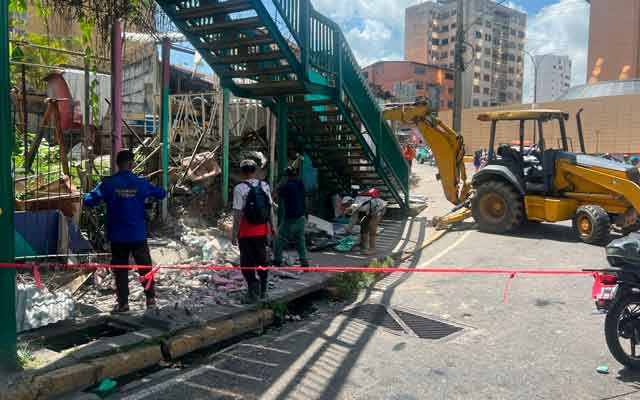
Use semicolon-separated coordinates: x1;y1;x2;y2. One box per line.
146;297;157;310
259;278;268;300
111;303;130;314
243;282;260;304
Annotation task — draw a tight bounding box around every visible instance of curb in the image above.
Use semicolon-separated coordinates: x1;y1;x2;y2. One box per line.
2;309;274;400
164;309;274;359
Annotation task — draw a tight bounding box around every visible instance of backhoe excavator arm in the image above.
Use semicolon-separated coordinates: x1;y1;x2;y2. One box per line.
383;104;472;206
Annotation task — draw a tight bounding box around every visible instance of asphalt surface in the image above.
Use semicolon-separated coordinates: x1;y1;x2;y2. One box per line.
111;164;640;400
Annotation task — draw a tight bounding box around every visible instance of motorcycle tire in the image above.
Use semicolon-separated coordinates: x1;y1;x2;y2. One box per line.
605;293;640;369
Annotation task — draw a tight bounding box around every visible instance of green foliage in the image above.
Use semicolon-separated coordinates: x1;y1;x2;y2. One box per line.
330;256;395;299
266;302;289;324
17;342;35;369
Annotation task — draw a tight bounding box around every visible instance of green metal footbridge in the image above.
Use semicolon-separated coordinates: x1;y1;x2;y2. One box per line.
157;0;410;208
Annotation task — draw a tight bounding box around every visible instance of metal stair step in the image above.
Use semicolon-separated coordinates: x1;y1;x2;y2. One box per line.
201;35;275;50
225;66;293;78
188;17;263;34
177;0;254;19
235;81;306;96
211;51;285;65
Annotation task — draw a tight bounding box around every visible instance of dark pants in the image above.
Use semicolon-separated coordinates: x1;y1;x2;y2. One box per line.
111;242;155;306
239;236;268;289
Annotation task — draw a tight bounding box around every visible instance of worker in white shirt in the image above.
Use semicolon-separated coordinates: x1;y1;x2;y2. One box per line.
342;195;387;255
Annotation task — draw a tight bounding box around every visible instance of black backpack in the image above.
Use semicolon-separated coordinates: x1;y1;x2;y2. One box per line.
242;181;271;224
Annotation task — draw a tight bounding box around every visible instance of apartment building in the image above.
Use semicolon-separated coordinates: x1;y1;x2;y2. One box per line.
362;61;455;109
587;0;640;83
534;55;572;102
405;0;527;107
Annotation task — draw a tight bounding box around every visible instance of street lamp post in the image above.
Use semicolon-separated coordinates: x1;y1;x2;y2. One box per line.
522;50;552;108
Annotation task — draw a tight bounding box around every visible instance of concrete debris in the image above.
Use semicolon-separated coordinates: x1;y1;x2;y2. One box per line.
16;284;75;333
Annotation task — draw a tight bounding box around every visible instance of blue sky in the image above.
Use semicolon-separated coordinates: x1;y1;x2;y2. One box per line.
170;0;591;103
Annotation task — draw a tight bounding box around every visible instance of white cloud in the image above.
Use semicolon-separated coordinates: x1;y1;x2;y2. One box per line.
312;0;423;67
522;0;590;103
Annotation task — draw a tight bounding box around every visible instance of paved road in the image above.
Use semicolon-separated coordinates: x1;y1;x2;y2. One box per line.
113;164;640;400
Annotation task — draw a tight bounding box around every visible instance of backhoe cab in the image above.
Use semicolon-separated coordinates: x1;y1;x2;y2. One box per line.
473;109;640;244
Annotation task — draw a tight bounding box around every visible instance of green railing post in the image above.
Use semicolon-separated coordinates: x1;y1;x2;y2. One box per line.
161;38;171;221
300;0;310;81
334;30;342;99
222;89;230;207
0;0;17;371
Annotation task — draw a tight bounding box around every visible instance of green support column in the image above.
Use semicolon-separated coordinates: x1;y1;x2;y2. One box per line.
299;0;310;81
222;89;230;207
161;38;170;221
276;99;288;180
276;99;288;221
0;0;17;370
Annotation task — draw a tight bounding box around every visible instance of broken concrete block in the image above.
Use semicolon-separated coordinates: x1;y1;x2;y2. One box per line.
16;284;75;333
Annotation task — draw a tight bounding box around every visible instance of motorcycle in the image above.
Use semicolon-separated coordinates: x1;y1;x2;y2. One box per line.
590;232;640;368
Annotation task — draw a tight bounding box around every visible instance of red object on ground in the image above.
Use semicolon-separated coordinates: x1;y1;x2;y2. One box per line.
359;188;381;198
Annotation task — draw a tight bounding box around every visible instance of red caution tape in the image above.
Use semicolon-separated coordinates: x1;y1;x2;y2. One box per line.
0;262;599;275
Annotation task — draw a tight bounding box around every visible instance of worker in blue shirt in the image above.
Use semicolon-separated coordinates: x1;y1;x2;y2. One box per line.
273;166;309;267
84;150;166;313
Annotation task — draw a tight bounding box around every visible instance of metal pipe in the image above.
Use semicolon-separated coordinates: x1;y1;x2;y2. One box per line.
576;108;586;153
10;40;110;61
222;89;230;207
111;19;124;172
0;0;17;370
161;38;171;221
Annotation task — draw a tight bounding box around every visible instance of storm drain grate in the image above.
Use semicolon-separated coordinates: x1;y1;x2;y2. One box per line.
394;309;463;340
343;304;465;340
343;304;403;332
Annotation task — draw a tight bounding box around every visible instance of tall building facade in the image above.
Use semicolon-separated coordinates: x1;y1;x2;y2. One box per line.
535;55;572;102
405;0;527;108
362;61;455;109
587;0;640;83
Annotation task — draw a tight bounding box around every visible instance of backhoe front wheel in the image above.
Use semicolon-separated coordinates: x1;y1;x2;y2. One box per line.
472;181;524;233
573;205;610;245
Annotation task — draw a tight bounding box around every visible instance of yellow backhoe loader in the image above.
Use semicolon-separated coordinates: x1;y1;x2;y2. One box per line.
384;104;640;244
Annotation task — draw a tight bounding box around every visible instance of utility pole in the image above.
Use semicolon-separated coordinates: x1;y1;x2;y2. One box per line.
0;0;17;371
453;0;464;133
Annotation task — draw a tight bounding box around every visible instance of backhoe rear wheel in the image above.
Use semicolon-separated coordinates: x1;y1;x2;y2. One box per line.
472;181;524;233
573;205;610;245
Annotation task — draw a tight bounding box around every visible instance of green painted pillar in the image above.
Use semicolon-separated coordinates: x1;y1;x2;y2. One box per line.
222;89;230;207
276;99;288;180
299;0;310;81
0;0;17;370
161;38;170;221
276;100;288;221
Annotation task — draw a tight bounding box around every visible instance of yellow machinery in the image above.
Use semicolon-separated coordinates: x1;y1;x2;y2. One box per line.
384;104;640;244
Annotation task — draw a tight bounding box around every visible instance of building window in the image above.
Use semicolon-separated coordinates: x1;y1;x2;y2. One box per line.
484;61;491;69
451;23;457;29
448;101;454;108
448;88;454;95
484;34;492;41
473;85;480;93
441;25;449;32
507;80;514;87
445;72;454;80
473;99;480;107
482;101;488;107
517;31;525;39
485;20;492;28
510;29;516;36
432;38;440;46
483;87;490;95
475;31;482;39
474;72;481;79
416;82;424;90
415;66;426;75
363;71;369;79
508;67;514;74
442;38;449;45
484;48;491;56
483;74;490;82
517;56;522;63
